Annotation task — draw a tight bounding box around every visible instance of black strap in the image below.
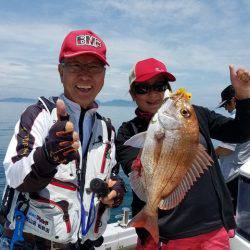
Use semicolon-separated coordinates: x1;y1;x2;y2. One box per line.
0;186;15;225
79;108;87;145
16;193;29;208
102;117;120;175
39;96;57;114
78;114;113;195
103;117;113;142
96;112;113;142
78;109;89;197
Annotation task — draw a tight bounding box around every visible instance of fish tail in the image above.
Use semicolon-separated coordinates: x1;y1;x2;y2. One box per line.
128;207;159;243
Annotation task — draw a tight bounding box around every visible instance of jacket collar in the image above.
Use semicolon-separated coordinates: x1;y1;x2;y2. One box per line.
60;94;98;116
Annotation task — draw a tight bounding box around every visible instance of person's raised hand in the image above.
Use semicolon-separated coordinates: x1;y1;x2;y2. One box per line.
43;99;80;165
229;65;250;100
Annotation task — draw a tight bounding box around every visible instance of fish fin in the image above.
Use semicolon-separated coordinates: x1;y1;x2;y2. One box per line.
128;207;159;243
159;175;190;210
193;144;214;170
159;144;214;210
129;170;147;202
124;132;147;148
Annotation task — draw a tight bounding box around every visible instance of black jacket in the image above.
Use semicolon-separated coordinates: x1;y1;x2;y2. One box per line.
116;99;250;242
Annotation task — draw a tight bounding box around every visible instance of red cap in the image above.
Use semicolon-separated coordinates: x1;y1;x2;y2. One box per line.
129;58;176;85
59;29;109;65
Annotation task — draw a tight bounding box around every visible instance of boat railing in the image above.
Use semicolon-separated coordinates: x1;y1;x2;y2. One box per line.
115;207;132;228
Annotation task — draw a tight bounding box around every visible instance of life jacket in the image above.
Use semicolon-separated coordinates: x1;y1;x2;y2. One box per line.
4;96;116;243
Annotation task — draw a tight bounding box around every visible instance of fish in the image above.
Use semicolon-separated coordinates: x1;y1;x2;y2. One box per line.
124;88;213;243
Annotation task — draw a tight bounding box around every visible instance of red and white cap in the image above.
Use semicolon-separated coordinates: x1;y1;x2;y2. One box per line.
129;58;176;85
59;29;109;65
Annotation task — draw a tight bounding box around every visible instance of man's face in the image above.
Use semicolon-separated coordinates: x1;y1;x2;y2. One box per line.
58;54;106;109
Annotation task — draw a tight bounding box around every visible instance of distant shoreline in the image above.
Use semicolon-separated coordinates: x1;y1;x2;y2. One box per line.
0;97;135;107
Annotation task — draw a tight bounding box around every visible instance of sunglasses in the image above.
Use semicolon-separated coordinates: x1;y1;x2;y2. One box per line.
222;102;229;108
133;81;170;95
222;98;234;107
61;62;105;74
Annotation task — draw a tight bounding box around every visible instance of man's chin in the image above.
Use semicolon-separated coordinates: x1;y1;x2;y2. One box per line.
80;101;94;109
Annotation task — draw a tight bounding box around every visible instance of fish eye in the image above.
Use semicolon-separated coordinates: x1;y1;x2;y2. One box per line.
180;108;191;118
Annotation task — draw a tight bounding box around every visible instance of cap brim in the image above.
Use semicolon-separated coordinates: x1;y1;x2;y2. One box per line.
135;71;176;83
216;100;227;108
62;51;109;66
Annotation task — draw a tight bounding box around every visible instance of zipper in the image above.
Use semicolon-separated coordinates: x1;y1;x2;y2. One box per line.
30;194;71;233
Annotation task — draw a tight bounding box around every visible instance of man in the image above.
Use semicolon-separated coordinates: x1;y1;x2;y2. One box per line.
217;85;237;113
0;29;125;249
215;84;250;212
215;85;237;180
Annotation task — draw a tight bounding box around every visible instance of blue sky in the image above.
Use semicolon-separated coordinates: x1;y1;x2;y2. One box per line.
0;0;250;109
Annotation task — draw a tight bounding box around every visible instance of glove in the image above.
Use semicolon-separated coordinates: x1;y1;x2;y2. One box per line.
43;99;79;165
99;176;126;208
109;176;126;208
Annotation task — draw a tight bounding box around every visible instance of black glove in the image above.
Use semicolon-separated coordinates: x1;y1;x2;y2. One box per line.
43;120;79;165
110;176;126;208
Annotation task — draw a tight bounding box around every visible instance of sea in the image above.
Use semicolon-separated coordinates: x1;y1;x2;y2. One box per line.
0;101;135;223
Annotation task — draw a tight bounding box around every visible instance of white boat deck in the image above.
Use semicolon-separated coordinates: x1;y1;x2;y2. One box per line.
96;223;137;250
230;234;250;250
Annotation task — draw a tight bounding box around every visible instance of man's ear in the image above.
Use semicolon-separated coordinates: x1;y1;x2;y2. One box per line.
58;64;64;82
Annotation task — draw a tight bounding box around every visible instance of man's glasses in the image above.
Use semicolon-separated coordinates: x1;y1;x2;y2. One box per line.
133;81;170;95
61;62;105;74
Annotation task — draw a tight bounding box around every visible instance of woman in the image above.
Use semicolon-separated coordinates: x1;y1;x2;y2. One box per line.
116;58;250;249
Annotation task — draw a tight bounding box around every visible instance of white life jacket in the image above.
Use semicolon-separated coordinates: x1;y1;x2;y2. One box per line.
4;96;116;243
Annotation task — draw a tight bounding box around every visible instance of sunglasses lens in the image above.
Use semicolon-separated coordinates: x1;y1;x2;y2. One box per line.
134;84;149;94
133;82;169;95
153;82;168;92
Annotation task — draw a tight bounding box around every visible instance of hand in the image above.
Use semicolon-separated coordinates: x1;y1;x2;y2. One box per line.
100;178;126;208
43;99;80;165
229;65;250;100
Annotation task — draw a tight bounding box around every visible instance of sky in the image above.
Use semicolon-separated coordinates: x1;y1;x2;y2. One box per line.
0;0;250;109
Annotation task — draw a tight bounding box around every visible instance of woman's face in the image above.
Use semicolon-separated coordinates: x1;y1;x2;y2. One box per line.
131;74;170;114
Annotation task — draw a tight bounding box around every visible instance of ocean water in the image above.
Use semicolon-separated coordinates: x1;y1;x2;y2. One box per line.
0;101;135;223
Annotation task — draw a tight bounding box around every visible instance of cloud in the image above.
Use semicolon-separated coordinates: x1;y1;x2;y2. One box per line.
0;0;249;108
0;62;29;79
89;0;206;24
